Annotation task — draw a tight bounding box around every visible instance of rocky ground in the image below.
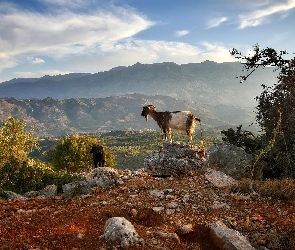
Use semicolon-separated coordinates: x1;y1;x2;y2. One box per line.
1;167;295;250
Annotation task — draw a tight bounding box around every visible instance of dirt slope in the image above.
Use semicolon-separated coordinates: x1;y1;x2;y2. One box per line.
0;170;294;250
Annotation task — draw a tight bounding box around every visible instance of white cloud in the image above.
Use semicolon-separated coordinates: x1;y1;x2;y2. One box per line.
0;1;238;82
27;56;45;64
175;30;190;37
238;0;295;29
199;42;236;62
206;17;228;29
0;2;155;69
59;39;236;73
14;69;72;78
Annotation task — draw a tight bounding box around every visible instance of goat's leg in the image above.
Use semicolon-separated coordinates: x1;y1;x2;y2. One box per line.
161;131;166;141
162;129;168;141
186;130;193;146
167;128;173;143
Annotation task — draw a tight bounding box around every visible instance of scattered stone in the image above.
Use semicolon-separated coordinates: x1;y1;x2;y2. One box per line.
155;231;180;244
152;207;164;212
39;184;57;198
210;220;256;250
205;168;238;188
166;201;178;209
211;201;230;210
150;189;165;199
4;191;26;201
77;233;84;239
178;224;194;234
130;209;138;217
103;217;144;249
166;209;175;215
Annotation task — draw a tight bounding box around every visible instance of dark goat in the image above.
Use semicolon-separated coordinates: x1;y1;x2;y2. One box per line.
90;145;106;168
141;104;202;144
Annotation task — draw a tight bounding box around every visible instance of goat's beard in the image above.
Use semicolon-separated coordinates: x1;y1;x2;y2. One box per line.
145;115;148;121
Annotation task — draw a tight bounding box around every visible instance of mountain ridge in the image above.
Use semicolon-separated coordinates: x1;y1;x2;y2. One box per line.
0;61;278;107
0;94;257;136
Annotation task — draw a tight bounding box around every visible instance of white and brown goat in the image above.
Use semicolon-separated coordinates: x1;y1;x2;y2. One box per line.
141;105;201;144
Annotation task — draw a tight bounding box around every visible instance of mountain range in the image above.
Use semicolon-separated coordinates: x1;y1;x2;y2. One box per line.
0;94;257;136
0;61;277;106
0;61;278;136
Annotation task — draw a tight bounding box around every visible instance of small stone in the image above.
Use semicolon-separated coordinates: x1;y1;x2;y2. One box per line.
165;194;175;200
178;224;194;234
130;208;138;217
256;239;267;246
152;207;164;212
167;202;178;209
166;209;175;215
77;233;84;239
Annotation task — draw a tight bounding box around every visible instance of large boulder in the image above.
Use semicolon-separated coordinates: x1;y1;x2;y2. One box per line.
206;142;253;180
62;167;119;199
144;142;205;177
103;217;144;249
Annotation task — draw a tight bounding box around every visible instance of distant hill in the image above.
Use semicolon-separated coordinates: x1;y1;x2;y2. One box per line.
0;61;278;107
0;94;258;136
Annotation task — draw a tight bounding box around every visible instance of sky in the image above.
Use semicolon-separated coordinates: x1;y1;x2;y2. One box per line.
0;0;295;83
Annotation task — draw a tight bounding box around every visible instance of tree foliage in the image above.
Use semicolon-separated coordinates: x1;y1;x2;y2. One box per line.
0;117;39;167
47;134;116;173
221;125;262;154
231;44;295;178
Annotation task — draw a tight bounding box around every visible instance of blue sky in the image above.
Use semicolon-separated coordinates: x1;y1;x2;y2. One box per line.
0;0;295;83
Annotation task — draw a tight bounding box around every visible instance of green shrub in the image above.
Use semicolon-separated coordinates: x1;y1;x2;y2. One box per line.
0;157;80;195
0;157;54;194
47;134;116;173
41;169;80;194
221;125;262;154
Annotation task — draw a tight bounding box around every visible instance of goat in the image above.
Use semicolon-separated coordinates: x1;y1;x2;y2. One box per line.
90;145;106;168
141;105;202;144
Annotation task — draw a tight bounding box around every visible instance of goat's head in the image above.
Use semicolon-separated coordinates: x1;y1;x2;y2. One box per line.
141;105;155;121
90;145;103;154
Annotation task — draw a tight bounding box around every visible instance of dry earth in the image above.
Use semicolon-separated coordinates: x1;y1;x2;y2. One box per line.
1;169;295;250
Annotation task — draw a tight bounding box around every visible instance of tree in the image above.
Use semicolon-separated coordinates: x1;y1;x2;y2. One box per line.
221;125;261;154
47;134;116;173
0;117;39;167
231;45;295;178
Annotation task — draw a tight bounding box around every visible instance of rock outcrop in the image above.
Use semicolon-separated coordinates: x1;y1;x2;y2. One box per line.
144;142;206;176
207;142;253;180
62;167;119;199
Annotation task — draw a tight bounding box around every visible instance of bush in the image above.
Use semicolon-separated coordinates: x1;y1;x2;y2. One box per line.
221;125;262;154
0;157;80;195
0;157;54;194
257;178;295;201
238;178;295;201
41;169;80;194
47;134;116;173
